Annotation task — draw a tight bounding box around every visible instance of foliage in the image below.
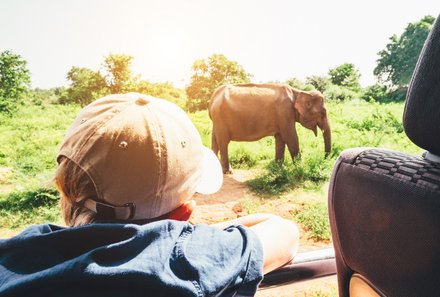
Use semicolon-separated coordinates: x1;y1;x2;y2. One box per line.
103;53;136;94
361;84;390;102
62;53;184;107
62;67;108;106
324;84;359;101
31;87;67;105
0;187;61;229
374;15;435;89
0;103;79;188
229;147;257;169
247;152;333;196
346;108;403;133
0;50;31;114
134;80;186;108
305;75;331;93
285;77;314;91
0;98;423;231
185;54;252;112
294;201;331;241
328;63;361;91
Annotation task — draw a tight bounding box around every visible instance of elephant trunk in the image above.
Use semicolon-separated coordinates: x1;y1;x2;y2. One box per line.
320;119;331;155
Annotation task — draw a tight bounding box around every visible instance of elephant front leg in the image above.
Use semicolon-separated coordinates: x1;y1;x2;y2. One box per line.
219;139;233;174
281;125;300;161
275;134;286;162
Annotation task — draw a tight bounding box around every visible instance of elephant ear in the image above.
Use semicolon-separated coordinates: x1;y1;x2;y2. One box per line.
293;90;313;116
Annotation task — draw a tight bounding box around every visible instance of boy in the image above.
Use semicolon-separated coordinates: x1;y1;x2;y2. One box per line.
0;93;299;296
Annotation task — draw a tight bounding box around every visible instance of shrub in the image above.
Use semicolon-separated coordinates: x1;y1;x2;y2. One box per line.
294;201;331;241
247;161;297;195
247;153;333;195
346;108;403;133
362;84;390;102
305;75;331;93
230;147;257;169
285;77;315;91
324;84;359;101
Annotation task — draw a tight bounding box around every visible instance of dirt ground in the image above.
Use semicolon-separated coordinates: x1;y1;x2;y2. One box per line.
191;169;337;296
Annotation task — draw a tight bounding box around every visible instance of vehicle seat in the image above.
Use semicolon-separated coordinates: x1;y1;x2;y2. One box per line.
328;14;440;297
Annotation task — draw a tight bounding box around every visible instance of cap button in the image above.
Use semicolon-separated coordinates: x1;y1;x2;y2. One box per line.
135;97;149;105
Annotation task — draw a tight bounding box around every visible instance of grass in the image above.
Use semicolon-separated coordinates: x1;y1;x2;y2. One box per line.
0;98;423;234
0;103;80;188
0;187;61;229
294;202;331;241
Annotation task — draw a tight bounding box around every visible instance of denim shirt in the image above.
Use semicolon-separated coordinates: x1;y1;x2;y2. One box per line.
0;220;263;297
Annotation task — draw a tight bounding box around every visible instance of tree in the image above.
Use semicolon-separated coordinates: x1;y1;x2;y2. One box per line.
103;54;135;94
305;75;331;93
374;15;435;89
63;67;107;106
0;50;31;114
328;63;361;91
135;80;186;108
285;77;314;91
186;54;252;111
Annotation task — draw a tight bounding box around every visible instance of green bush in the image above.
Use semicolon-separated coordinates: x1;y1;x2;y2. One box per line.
294;201;331;241
305;75;331;93
324;84;359;101
247;153;333;195
346;108;403;133
247;161;297;195
285;77;315;91
362;84;390;102
230;147;257;169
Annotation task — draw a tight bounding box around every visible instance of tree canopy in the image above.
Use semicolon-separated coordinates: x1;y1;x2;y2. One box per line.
328;63;361;91
63;67;107;106
374;15;435;89
0;50;31;114
103;54;135;94
63;53;184;107
185;54;252;111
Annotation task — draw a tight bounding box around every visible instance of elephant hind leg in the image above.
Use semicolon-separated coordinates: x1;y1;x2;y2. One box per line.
279;125;300;162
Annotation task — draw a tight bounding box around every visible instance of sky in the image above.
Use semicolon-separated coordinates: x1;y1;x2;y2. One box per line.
1;0;439;89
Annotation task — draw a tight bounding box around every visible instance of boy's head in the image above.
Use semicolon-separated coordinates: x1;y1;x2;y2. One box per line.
55;93;223;226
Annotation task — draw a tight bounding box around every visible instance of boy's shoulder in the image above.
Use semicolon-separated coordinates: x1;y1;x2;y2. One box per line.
1;221;263;296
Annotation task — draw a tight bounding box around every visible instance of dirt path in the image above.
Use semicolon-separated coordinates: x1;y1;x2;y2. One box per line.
191;169;331;251
191;169;337;296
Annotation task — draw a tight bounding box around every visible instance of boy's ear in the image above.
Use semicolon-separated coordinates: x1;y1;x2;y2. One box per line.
167;200;196;222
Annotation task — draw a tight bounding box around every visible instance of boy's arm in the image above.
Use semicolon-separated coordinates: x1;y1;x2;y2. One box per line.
213;213;300;274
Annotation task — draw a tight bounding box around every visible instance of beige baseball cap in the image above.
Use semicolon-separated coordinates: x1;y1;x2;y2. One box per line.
57;93;223;221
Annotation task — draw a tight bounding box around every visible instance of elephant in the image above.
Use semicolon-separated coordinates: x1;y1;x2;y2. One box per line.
208;83;331;174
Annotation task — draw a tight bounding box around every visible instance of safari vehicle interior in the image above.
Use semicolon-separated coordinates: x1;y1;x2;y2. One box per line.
259;14;440;297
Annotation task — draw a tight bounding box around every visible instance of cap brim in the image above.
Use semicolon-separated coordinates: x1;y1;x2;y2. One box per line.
195;146;223;194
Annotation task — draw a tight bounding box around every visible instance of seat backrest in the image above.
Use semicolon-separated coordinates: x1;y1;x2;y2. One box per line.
328;14;440;297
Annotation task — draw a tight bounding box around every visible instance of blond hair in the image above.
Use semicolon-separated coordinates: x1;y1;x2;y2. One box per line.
55;157;97;227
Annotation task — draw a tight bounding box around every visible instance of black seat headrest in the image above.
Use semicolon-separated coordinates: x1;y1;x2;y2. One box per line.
404;15;440;159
